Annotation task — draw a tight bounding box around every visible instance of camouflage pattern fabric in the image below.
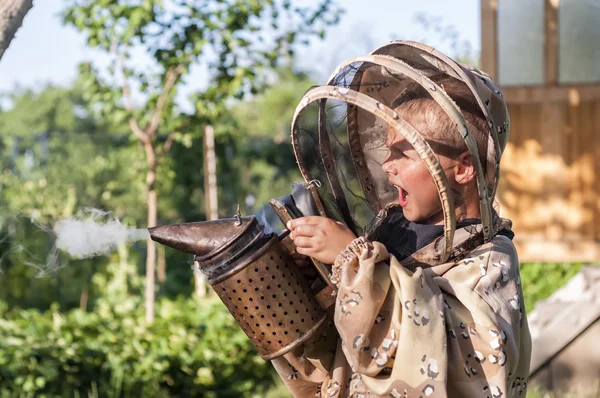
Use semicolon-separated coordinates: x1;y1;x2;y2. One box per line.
272;220;531;397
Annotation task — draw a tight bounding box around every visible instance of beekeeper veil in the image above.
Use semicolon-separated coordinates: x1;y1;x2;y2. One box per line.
290;41;510;262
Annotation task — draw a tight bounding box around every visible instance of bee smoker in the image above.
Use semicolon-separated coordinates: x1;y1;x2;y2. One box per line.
149;193;336;360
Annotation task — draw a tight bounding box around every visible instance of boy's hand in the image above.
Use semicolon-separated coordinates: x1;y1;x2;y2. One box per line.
287;216;356;264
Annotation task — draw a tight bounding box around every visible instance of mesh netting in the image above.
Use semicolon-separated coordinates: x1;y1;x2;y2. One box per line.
291;42;511;253
293;59;464;238
293;98;375;236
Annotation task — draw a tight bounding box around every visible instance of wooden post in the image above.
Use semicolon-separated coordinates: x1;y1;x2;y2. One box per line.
480;0;498;81
544;0;559;86
157;244;166;283
79;289;89;312
194;124;218;298
541;0;561;242
203;124;219;221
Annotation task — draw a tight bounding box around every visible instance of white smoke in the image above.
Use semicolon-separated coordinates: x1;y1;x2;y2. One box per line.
53;208;149;259
255;204;278;236
0;212;61;276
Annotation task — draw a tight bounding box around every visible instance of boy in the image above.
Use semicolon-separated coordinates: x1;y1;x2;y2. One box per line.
272;41;531;397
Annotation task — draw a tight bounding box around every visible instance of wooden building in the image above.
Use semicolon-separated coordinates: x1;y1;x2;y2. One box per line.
481;0;600;262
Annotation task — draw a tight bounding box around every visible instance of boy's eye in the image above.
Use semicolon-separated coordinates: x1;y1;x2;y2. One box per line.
391;149;407;159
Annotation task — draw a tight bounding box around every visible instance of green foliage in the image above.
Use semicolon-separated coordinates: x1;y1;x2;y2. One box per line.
0;85;103;138
62;0;343;131
59;1;342;323
0;62;316;311
3;2;340;394
0;84;140;223
0;85;147;310
519;262;584;313
3;3;337;393
0;297;276;397
230;68;313;139
214;67;309;215
1;134;144;223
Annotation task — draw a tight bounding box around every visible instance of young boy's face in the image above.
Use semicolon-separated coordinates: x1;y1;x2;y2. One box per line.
382;126;455;225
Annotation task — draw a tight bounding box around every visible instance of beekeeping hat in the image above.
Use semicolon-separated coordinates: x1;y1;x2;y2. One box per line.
290;40;510;261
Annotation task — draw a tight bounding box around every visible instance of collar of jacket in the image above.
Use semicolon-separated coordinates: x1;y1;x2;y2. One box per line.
398;217;513;272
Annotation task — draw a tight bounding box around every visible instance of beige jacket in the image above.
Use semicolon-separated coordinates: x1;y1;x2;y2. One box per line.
272;221;532;397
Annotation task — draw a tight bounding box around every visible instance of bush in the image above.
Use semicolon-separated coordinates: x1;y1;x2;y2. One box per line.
0;297;276;397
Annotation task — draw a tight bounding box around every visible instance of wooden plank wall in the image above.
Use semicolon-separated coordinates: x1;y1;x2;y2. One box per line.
482;0;600;262
497;88;600;262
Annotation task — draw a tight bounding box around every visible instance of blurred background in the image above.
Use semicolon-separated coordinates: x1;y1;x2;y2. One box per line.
0;0;598;397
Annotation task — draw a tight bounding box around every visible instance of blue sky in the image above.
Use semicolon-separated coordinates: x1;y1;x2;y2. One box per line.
0;0;480;105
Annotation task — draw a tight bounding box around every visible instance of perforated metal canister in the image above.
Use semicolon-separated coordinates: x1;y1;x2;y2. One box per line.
211;235;328;360
149;215;329;360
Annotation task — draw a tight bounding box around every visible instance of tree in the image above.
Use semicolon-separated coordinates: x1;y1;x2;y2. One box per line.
62;0;343;323
0;0;33;61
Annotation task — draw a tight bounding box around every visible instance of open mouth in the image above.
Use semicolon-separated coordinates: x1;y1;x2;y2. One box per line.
398;186;409;207
389;179;409;207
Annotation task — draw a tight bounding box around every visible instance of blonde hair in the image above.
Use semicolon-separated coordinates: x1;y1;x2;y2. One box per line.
391;74;489;172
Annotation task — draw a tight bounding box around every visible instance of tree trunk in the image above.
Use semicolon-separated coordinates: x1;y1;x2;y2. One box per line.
194;124;218;298
145;188;157;323
0;0;33;61
145;144;157;323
